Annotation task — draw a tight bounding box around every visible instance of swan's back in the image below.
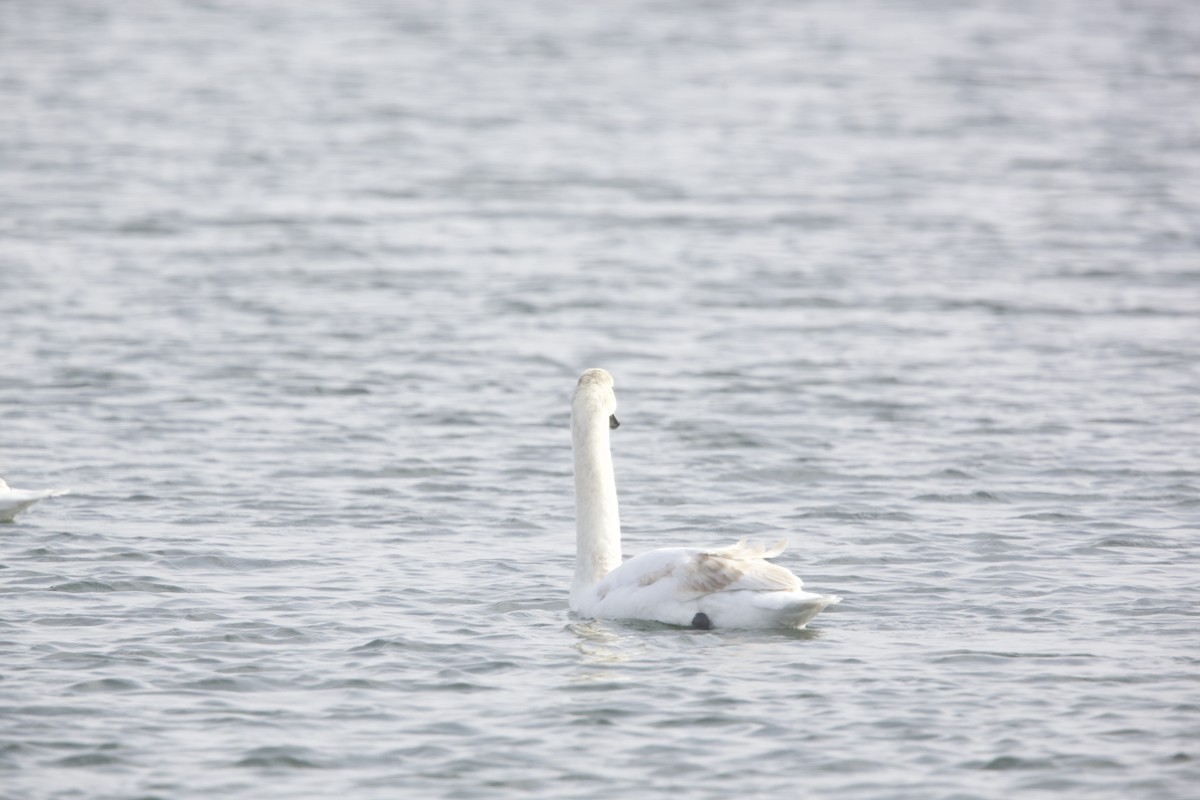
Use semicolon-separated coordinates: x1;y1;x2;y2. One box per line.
577;539;840;630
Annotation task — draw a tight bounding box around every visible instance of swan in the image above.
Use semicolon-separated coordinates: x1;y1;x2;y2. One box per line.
0;478;69;523
569;368;840;630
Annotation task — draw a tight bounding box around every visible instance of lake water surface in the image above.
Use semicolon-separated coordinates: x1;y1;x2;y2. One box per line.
2;1;1199;798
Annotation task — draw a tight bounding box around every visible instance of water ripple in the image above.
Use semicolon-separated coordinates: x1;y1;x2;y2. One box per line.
2;1;1198;798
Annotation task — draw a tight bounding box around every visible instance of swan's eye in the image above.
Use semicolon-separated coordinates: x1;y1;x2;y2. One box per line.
609;414;620;430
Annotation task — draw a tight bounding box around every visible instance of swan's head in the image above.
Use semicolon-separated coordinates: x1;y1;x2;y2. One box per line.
573;368;619;429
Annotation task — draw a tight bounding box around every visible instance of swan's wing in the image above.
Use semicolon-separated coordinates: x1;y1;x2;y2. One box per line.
596;539;800;600
583;540;833;629
594;547;694;600
678;539;801;595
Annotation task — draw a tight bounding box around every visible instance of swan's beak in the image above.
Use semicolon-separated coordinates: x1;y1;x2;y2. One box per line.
609;414;620;430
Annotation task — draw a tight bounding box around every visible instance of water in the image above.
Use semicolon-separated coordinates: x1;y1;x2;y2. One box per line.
2;0;1199;797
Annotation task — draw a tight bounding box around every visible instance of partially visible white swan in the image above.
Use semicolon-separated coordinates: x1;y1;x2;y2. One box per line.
569;368;840;630
0;478;69;522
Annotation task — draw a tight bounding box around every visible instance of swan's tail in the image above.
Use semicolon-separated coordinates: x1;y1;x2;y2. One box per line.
0;488;70;523
774;592;841;629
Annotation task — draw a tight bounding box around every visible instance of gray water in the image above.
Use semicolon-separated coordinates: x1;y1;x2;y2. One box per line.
2;1;1199;798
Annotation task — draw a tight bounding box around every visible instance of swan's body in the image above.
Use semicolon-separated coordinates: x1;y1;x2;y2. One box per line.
0;479;69;522
569;368;839;629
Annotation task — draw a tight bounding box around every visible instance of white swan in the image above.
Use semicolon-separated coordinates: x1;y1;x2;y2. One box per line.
0;478;69;523
569;368;840;630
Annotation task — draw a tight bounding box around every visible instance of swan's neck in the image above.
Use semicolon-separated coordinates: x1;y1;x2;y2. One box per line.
571;411;622;599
